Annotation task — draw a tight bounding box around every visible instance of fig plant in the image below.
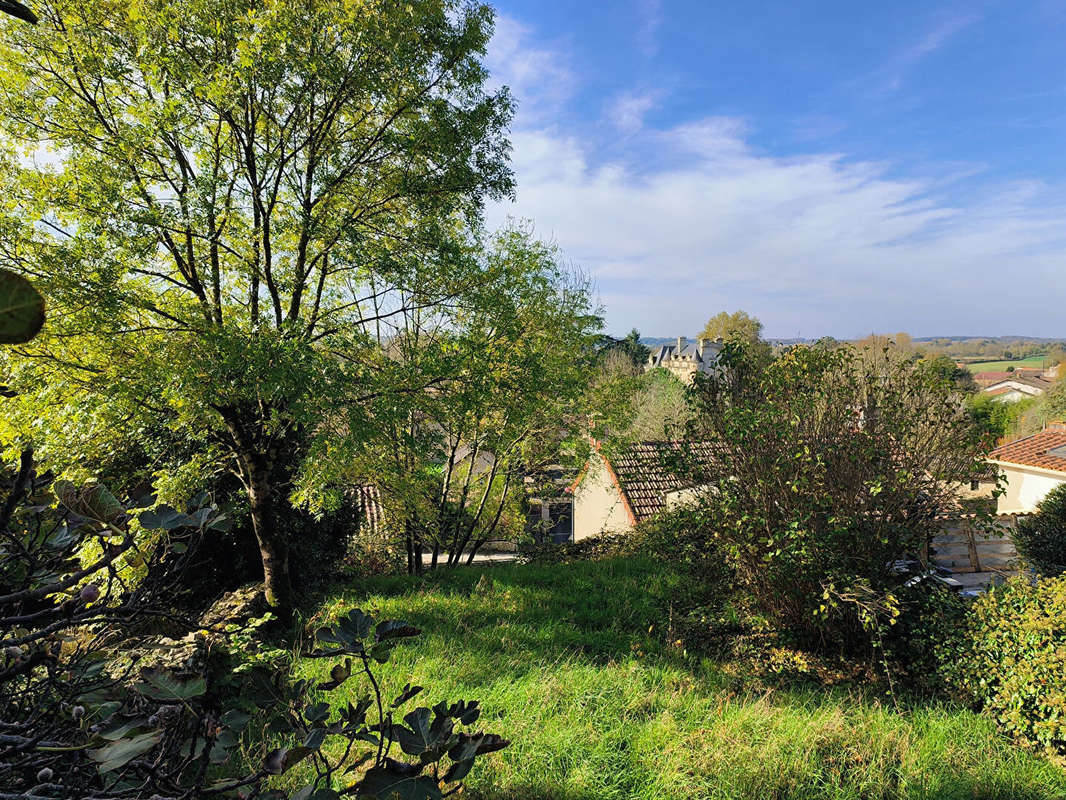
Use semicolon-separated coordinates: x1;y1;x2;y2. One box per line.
274;608;510;799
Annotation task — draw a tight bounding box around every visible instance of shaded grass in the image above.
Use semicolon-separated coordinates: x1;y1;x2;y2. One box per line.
291;557;1066;799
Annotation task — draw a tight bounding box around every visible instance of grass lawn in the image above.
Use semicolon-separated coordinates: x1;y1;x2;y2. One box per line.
288;557;1066;800
963;356;1046;373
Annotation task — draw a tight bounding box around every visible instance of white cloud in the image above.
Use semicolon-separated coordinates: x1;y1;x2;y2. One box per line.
488;120;1066;338
485;12;1066;339
606;90;661;133
486;15;575;123
870;13;979;94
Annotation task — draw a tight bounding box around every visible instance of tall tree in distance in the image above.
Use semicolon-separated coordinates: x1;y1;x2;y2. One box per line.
700;310;771;365
0;0;513;610
596;328;649;370
700;310;764;344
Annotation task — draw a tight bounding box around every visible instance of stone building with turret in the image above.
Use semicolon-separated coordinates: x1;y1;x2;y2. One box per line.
646;336;723;384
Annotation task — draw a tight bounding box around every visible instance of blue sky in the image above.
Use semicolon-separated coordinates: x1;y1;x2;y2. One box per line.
482;0;1066;339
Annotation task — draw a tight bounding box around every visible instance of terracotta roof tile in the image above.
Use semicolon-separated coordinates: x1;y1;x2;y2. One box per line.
989;431;1066;474
609;441;718;522
982;376;1053;391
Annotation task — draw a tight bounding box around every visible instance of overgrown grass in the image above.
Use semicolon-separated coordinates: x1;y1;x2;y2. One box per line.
289;557;1066;799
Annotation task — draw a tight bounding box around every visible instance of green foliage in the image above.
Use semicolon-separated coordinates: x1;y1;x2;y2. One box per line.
682;343;986;649
0;451;251;797
943;574;1066;760
700;309;773;365
0;0;514;609
1016;379;1066;436
966;392;1035;441
634;506;729;579
276;606;509;799
0;267;43;343
328;227;600;574
880;579;968;692
1013;483;1066;576
700;309;763;345
584;351;694;452
919;354;977;393
517;532;636;565
597;328;650;369
1;448;509;798
0;0;36;24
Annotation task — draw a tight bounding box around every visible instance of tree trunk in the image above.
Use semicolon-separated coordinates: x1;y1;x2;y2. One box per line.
246;462;294;612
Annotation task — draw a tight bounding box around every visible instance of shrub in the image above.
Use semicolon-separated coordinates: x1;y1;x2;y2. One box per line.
680;343;986;650
880;578;968;693
1013;484;1066;576
517;532;636;565
943;574;1066;759
635;507;727;577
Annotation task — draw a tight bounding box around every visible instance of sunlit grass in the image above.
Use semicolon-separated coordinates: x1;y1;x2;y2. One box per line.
286;557;1066;799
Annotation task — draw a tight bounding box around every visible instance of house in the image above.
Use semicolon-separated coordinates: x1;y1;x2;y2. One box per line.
973;369;1046;387
981;375;1054;402
569;440;718;539
646;336;723;385
987;425;1066;513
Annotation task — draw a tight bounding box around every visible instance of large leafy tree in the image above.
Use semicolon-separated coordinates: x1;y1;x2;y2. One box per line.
318;228;599;573
0;0;513;609
699;309;763;345
699;309;772;364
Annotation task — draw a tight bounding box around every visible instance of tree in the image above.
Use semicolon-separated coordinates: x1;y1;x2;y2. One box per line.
316;227;599;573
1046;346;1066;371
1016;380;1066;436
0;0;513;610
1013;484;1066;576
700;310;764;345
700;309;772;366
921;354;977;393
597;328;649;370
966;393;1034;442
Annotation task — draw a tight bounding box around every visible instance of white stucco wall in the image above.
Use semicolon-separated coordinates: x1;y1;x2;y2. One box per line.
664;484;715;510
997;465;1066;513
572;453;634;540
990;389;1028;403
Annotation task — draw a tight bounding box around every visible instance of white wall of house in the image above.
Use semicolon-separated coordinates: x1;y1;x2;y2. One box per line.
664;484;714;510
996;464;1066;513
572;452;634;540
990;388;1029;403
982;380;1045;403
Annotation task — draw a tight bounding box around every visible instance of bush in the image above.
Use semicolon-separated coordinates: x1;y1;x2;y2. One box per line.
680;343;986;650
1013;484;1066;576
943;574;1066;759
880;579;968;693
517;532;637;565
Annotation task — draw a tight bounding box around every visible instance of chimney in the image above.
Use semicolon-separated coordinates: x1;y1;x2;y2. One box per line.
676;336;685;357
697;337;706;358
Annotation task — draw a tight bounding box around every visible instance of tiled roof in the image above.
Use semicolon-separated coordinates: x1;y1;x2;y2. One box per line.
989;431;1066;474
982;376;1053;392
973;369;1044;383
609;441;719;522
